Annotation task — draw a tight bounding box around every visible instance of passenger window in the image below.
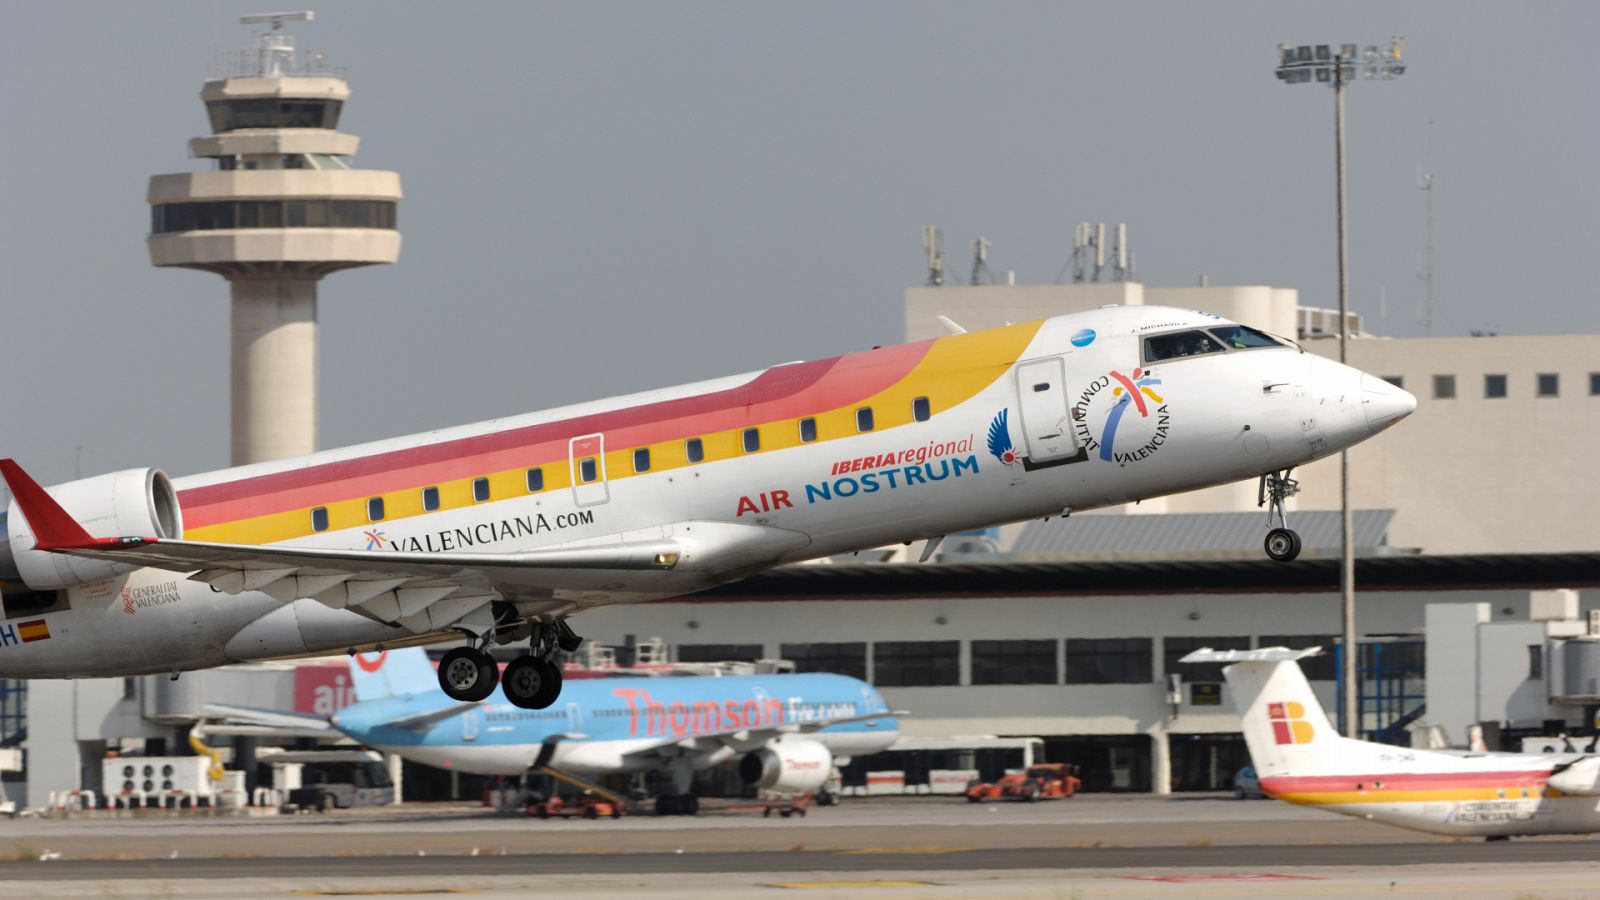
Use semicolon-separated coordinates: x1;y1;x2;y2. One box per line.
912;397;931;422
311;507;329;532
1143;330;1226;363
366;497;385;522
633;448;651;473
579;457;598;483
685;438;705;463
473;477;490;502
422;486;440;511
1207;325;1282;350
525;468;543;492
742;428;760;453
856;407;874;432
799;418;817;443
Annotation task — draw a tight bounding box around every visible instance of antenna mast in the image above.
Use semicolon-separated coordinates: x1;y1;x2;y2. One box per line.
922;226;945;286
1417;163;1434;336
970;237;991;286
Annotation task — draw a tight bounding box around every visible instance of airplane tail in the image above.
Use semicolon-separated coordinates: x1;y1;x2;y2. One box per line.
1181;647;1388;779
347;647;439;702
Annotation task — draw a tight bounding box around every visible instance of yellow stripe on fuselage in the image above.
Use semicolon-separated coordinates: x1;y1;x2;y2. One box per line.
1277;785;1546;806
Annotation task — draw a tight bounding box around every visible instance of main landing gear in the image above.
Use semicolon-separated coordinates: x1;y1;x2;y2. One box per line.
1258;468;1303;562
436;618;584;710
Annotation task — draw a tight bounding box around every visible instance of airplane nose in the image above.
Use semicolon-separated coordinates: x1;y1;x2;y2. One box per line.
1360;374;1417;434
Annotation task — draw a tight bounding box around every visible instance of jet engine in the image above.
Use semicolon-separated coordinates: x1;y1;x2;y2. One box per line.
2;468;182;589
738;739;833;795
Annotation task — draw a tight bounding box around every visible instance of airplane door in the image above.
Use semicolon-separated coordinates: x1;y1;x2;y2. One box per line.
568;433;609;506
1015;357;1079;463
461;708;479;742
564;702;582;736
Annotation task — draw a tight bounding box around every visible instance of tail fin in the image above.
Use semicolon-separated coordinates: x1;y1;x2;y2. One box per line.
1181;647;1383;778
347;647;438;702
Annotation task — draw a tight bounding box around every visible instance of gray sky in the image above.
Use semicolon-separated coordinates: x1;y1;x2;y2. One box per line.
3;1;1596;484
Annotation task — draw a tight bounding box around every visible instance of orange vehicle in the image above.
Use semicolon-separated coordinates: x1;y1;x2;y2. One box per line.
529;791;628;819
965;763;1081;802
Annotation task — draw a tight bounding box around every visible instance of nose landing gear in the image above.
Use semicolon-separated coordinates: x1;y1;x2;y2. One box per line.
1258;469;1303;562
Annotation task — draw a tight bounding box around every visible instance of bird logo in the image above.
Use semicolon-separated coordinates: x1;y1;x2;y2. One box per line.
987;409;1018;465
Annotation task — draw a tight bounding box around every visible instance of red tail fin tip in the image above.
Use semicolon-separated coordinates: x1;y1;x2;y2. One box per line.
0;459;96;549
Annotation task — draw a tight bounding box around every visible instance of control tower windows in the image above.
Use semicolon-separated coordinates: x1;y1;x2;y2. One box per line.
206;98;343;132
152;200;396;233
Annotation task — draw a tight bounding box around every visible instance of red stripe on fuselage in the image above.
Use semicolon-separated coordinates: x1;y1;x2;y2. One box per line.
1261;769;1553;793
179;340;935;528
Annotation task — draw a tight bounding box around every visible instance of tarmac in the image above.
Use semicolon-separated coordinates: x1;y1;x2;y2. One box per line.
0;794;1593;899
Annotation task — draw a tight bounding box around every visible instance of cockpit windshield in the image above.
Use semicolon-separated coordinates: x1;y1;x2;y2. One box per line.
1208;325;1283;350
1142;324;1287;364
1143;330;1225;363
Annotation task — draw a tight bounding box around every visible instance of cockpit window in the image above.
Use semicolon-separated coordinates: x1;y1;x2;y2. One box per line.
1208;325;1283;350
1143;329;1225;363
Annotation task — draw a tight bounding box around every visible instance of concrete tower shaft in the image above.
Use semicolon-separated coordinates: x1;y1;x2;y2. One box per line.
147;14;400;466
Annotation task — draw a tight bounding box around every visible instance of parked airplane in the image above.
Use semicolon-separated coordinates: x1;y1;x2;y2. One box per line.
321;647;899;814
0;306;1415;707
1185;647;1600;839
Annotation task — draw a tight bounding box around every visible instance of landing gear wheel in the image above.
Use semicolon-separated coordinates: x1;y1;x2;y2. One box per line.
502;656;547;709
1265;527;1302;562
530;660;563;709
439;647;498;702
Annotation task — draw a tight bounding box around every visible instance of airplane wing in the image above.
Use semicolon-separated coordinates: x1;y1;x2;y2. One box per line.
357;700;483;733
623;710;906;760
201;702;342;738
1;458;808;635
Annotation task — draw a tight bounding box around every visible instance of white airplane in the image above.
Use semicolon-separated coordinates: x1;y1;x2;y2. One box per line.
0;306;1414;709
1185;646;1600;839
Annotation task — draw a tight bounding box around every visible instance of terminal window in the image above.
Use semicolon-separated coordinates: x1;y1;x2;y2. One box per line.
971;640;1058;685
1591;373;1600;396
685;438;705;463
780;642;867;681
525;468;544;492
422;486;440;511
473;477;491;501
1485;373;1508;398
1065;638;1152;684
1164;636;1250;683
799;418;818;443
677;644;763;663
1537;373;1559;397
873;641;960;687
1382;376;1404;389
1432;374;1455;399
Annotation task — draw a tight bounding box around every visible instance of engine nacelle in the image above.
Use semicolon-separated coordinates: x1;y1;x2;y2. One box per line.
4;468;182;590
738;739;833;795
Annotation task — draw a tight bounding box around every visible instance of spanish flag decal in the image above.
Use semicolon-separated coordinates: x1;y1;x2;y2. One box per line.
17;619;50;643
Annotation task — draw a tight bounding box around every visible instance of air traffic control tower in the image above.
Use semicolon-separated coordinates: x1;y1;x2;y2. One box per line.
148;12;401;466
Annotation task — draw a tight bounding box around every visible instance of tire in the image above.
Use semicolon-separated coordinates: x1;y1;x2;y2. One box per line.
439;647;498;702
528;660;563;710
501;657;546;710
1265;527;1301;562
584;807;598;820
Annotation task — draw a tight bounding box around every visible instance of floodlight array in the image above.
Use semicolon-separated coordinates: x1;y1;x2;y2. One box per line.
1276;38;1406;86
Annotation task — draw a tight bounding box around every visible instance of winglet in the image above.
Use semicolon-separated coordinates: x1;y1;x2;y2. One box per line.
0;459;97;550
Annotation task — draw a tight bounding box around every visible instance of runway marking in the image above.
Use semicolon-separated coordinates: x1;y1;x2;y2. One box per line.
765;881;934;889
1122;873;1324;883
837;846;974;855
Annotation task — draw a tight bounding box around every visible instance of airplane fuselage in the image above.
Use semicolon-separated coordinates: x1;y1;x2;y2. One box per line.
0;306;1413;677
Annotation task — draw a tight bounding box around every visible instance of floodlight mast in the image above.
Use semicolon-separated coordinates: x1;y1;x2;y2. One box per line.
1274;37;1406;741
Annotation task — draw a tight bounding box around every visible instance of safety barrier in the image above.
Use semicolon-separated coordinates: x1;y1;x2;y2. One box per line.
111;790;147;810
47;789;97;812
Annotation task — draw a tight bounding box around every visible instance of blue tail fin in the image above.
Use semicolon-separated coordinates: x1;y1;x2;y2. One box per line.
347;648;438;701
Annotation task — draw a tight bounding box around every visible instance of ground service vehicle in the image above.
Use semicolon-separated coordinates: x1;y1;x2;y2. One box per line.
966;763;1081;802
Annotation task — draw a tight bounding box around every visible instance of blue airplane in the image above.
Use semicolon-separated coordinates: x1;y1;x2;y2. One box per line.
324;648;900;814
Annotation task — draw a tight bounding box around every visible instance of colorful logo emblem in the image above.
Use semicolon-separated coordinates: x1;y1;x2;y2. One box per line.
1072;367;1170;464
1268;701;1315;745
1070;328;1097;348
121;585;136;616
987;409;1018;465
353;650;389;673
363;529;388;551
